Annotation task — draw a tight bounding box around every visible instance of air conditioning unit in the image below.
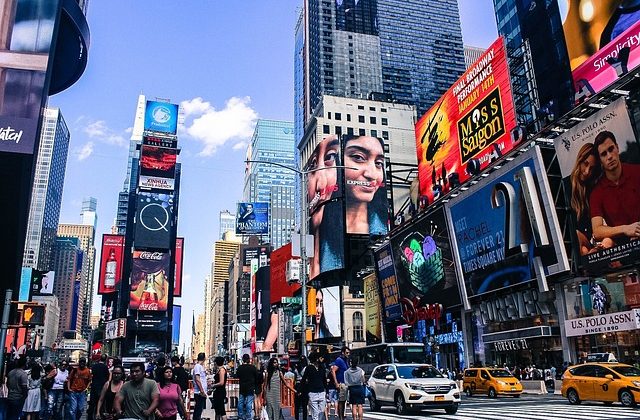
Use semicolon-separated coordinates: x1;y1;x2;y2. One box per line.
286;259;301;284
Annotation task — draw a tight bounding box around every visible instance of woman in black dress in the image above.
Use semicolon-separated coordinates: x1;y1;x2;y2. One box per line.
96;365;124;419
211;357;227;420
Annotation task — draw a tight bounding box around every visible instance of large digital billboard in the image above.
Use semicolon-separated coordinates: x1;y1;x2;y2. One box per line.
305;135;345;280
445;147;569;306
0;0;60;155
129;251;170;311
389;208;461;315
415;37;518;205
98;234;125;294
134;192;173;249
554;99;640;271
243;246;270;269
312;286;341;341
269;243;301;305
144;100;179;136
139;145;177;191
343;134;388;235
373;243;402;322
173;237;184;297
562;1;640;103
364;273;382;345
172;305;182;347
30;270;55;297
235;202;269;235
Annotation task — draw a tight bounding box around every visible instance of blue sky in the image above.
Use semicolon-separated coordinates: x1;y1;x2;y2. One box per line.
51;0;497;354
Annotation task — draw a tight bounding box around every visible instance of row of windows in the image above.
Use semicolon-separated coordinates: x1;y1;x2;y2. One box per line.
322;124;390;139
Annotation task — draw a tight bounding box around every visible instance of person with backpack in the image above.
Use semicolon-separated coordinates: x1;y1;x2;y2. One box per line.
300;352;326;420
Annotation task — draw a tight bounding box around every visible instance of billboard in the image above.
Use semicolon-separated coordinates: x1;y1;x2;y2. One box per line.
105;318;127;340
269;243;301;305
415;37;518;205
139;145;177;191
373;243;402;322
172;305;182;347
389;208;461;319
144;100;179;135
364;273;382;345
98;235;125;294
134;192;174;249
445;147;569;305
174;237;184;296
553;99;640;270
342;134;388;235
243;246;270;269
235;202;269;235
70;252;84;330
255;266;272;344
562;2;640;103
143;135;177;149
30;270;55;297
305;135;345;280
129;251;170;311
0;0;60;155
313;286;341;341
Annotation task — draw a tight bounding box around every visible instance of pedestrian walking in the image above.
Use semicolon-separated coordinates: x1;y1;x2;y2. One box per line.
22;363;42;420
170;357;189;396
344;358;365;420
6;357;28;419
300;353;326;420
155;366;189;420
264;357;297;420
236;354;259;420
67;357;92;420
211;357;227;420
113;362;159;419
88;355;110;420
294;356;308;420
47;360;69;419
330;347;350;420
95;365;124;420
191;352;208;420
154;357;167;383
254;361;265;420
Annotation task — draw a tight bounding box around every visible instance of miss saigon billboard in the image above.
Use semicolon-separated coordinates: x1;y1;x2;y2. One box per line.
415;37;518;205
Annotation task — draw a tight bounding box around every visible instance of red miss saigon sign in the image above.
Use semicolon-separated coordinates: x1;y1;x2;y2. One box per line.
415;37;517;205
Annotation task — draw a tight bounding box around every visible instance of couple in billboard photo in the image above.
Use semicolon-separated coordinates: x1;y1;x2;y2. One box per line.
306;134;387;279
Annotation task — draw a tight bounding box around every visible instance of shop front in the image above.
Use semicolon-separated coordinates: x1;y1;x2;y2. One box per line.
561;270;640;364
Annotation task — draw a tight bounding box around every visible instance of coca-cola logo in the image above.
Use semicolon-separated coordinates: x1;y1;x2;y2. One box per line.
401;297;443;328
138;252;165;260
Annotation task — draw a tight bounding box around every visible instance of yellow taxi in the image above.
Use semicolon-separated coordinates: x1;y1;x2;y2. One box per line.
561;363;640;407
463;367;523;398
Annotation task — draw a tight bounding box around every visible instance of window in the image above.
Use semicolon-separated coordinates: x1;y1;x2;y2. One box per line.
369;107;376;111
371;130;377;137
370;116;376;124
358;105;364;110
381;118;388;126
347;127;354;135
382;131;389;140
335;112;341;121
346;114;351;122
359;128;366;136
323;125;330;134
327;112;331;119
358;115;365;123
335;126;342;136
353;312;364;342
465;369;478;377
480;370;490;380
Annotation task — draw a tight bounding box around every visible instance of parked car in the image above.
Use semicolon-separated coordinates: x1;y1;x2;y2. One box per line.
561;362;640;407
367;363;460;415
463;367;523;398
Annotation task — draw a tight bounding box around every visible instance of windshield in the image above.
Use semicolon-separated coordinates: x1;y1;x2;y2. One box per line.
396;365;443;379
392;346;426;364
489;369;514;378
611;366;640;377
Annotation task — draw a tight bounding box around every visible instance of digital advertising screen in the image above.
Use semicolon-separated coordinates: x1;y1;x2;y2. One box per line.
139;145;177;191
129;251;170;311
243;246;270;269
0;0;60;155
561;1;640;103
373;243;402;322
312;286;341;341
98;234;125;294
389;208;461;316
30;270;55;298
415;37;518;205
255;266;272;344
305;135;345;280
364;273;382;345
445;147;569;305
144;100;179;135
134;192;174;250
235;202;269;235
269;243;301;305
172;305;182;347
173;238;184;297
553;98;640;271
143;135;177;149
342;133;389;236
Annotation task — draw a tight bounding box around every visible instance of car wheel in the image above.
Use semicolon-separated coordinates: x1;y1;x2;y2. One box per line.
620;389;636;407
488;387;497;398
395;392;407;416
465;387;473;397
369;391;381;412
567;388;581;405
445;404;458;415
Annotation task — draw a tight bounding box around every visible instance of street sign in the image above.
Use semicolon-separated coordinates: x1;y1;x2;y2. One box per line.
281;297;302;305
293;325;314;333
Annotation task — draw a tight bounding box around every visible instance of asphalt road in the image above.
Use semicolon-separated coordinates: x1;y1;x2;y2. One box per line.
362;394;640;420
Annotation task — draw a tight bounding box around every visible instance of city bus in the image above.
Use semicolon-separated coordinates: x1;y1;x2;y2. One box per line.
349;342;427;376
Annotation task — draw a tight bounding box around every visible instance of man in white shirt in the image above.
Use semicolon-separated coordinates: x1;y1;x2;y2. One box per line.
47;360;69;418
192;352;208;420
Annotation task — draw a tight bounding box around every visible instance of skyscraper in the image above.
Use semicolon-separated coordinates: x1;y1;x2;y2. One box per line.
51;237;85;339
219;210;236;240
80;197;98;228
464;45;486;69
23;108;70;271
243;120;296;248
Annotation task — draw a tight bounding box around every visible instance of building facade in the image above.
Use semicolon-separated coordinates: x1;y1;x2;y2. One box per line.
219;210;236;240
463;45;485;69
51;237;85;339
23;108;70;271
33;295;60;349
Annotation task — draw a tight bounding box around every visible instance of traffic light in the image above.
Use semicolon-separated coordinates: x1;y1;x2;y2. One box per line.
21;304;45;326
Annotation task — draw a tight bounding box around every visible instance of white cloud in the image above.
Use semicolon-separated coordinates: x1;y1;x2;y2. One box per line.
232;141;248;151
83;120;127;147
77;141;94;161
180;96;258;156
183;273;191;286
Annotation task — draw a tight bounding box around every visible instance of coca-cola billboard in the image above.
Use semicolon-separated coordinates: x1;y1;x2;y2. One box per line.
129;251;170;311
98;235;125;294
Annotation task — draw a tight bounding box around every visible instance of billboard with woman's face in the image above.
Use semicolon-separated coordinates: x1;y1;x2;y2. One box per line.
343;134;388;236
313;286;341;340
305;135;345;280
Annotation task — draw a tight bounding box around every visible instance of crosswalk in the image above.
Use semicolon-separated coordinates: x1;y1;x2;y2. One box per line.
363;402;640;420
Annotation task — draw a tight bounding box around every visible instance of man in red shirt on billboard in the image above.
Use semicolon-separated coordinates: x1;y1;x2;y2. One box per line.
590;130;640;242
